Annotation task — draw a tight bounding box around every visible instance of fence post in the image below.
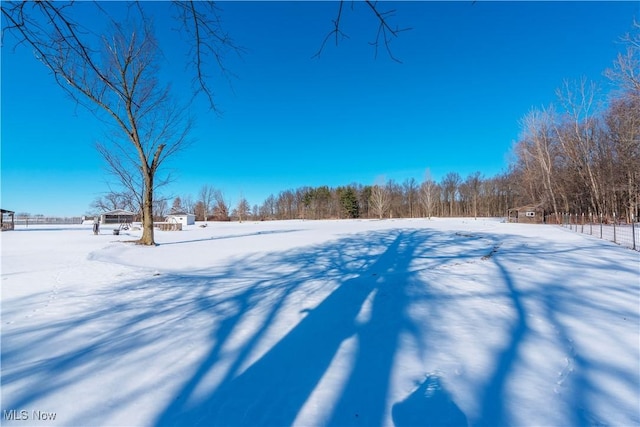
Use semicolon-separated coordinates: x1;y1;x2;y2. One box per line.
600;213;603;239
613;212;617;244
632;213;636;251
589;212;593;235
581;213;584;233
572;213;575;230
569;213;573;230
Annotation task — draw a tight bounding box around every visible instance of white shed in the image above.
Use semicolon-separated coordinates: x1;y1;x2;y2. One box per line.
166;211;195;226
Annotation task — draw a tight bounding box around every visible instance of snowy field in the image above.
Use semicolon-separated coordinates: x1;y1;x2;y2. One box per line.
1;218;639;427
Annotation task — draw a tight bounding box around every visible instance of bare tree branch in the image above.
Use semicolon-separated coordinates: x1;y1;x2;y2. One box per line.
365;0;410;63
313;1;349;59
171;0;244;112
314;0;411;62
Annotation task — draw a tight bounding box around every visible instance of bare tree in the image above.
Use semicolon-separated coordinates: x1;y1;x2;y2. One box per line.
370;178;390;219
276;190;296;220
515;107;562;219
605;21;640;221
260;194;277;220
193;201;205;221
402;178;418;218
2;2;242;245
236;197;250;223
91;191;136;213
213;189;230;221
510;34;639;222
359;185;372;218
3;2;408;242
554;78;604;215
441;172;461;216
465;172;482;220
420;169;438;219
153;198;169;221
199;185;216;222
603;93;640;221
2;5;207;244
181;194;195;214
605;20;640;96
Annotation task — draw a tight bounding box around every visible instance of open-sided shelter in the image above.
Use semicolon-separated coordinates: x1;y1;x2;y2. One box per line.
100;209;137;225
1;209;15;231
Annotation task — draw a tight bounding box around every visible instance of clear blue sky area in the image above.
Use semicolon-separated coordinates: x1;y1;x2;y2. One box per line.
2;1;638;216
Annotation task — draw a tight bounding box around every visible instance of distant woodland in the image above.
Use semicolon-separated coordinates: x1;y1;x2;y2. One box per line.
91;22;639;224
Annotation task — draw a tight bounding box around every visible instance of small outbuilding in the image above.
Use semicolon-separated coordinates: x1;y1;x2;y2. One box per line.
100;209;137;225
166;211;195;227
508;205;545;224
1;209;15;231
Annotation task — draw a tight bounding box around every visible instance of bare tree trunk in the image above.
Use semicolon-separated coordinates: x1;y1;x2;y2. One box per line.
140;173;156;245
420;178;437;220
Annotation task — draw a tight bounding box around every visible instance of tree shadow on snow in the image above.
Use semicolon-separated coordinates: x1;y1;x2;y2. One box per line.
392;374;467;427
3;228;442;426
473;237;639;427
474;251;528;427
155;229;303;246
0;227;523;427
153;229;434;427
3;225;636;427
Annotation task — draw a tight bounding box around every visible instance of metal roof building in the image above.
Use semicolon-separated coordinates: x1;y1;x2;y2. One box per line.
100;209;137;224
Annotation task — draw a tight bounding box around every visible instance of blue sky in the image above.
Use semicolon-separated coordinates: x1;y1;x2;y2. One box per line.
2;1;638;216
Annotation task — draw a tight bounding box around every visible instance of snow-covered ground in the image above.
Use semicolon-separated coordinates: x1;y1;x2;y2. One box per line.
1;218;639;427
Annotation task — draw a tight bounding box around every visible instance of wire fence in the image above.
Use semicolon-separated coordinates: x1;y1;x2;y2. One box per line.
551;213;639;252
14;216;83;226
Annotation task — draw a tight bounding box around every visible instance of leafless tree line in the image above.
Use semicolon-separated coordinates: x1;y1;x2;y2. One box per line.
229;174;514;221
511;22;639;223
89;172;513;223
154;186;249;222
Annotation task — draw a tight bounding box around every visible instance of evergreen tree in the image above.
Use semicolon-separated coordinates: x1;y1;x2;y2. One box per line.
339;187;360;218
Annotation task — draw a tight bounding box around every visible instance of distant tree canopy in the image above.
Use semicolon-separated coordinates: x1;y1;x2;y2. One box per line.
211;176;514;222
